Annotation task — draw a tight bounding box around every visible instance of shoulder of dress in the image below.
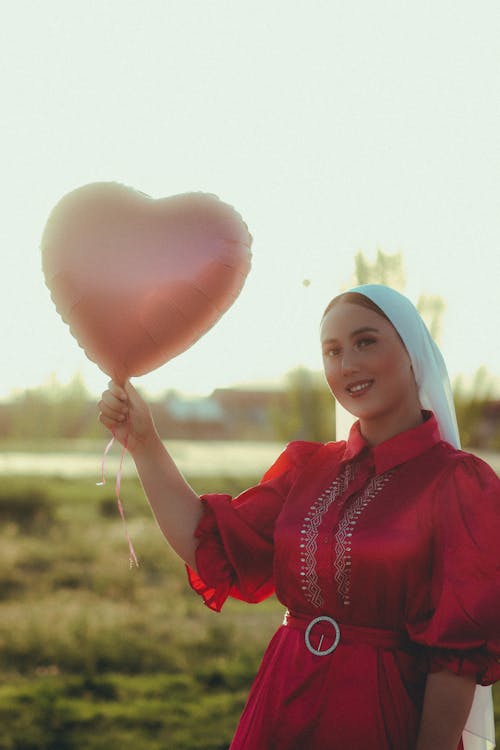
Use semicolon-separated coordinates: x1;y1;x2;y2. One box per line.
285;439;347;458
282;440;327;465
285;439;325;450
259;440;324;483
432;443;500;492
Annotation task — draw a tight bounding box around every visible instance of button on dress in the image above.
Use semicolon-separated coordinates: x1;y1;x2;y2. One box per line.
187;414;500;749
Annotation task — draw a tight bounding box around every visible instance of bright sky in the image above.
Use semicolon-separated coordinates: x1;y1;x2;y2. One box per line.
1;1;499;399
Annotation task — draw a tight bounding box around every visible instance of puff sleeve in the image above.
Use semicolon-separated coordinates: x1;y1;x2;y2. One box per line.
186;441;323;612
407;454;500;685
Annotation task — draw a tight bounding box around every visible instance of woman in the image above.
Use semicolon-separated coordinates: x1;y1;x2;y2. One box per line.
99;284;500;749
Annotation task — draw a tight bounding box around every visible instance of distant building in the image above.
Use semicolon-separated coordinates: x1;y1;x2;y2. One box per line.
212;387;289;439
157;392;226;439
166;393;224;423
156;387;288;440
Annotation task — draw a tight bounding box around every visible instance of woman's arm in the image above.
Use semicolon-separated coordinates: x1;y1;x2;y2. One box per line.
416;670;476;750
99;381;203;570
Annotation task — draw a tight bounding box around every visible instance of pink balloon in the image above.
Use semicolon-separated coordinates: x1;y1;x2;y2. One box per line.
41;182;252;384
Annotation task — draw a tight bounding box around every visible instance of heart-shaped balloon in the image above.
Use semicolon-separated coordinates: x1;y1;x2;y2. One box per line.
41;182;252;384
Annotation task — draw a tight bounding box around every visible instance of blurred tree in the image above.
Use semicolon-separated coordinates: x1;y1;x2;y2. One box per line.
352;248;406;290
56;373;92;438
453;366;498;447
270;367;335;442
416;294;446;341
0;373;102;440
351;248;446;343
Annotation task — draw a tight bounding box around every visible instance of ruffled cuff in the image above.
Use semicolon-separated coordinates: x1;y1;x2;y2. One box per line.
425;647;500;686
186;496;235;612
185;490;277;612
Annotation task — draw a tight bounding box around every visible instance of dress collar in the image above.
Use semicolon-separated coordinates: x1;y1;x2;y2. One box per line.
341;411;442;474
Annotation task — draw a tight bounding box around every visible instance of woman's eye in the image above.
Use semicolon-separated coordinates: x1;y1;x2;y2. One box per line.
323;347;341;357
356;337;375;349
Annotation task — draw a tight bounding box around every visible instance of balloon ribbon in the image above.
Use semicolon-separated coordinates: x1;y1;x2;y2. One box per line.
97;431;139;568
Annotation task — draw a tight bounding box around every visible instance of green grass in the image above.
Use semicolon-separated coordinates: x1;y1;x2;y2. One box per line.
0;474;281;749
0;474;498;748
0;672;250;750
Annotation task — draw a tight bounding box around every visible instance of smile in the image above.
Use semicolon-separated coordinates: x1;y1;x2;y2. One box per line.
346;380;374;396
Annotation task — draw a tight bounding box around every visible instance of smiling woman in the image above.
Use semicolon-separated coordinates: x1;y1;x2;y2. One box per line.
98;284;500;750
320;292;423;446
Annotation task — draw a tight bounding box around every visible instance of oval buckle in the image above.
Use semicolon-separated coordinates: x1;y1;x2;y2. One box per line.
305;615;341;656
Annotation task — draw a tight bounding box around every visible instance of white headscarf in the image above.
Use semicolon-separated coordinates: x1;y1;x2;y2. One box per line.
335;284;495;750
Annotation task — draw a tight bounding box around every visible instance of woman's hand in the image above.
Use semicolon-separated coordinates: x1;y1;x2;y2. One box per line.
98;380;158;455
99;379;202;569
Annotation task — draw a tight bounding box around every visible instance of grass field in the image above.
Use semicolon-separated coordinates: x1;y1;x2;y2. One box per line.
0;473;283;750
0;473;498;749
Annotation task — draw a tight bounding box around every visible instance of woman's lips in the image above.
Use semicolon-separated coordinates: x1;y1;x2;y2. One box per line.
346;380;374;397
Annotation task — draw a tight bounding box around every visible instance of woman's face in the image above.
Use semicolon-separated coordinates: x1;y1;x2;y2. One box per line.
320;301;420;430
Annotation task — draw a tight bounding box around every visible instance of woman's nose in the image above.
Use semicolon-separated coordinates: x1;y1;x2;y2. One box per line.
341;350;361;376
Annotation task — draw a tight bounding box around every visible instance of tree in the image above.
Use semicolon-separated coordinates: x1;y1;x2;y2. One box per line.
353;248;406;290
453;366;498;447
270;367;334;442
351;248;446;344
0;373;101;440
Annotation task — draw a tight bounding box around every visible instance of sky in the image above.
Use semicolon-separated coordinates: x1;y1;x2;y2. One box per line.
1;0;499;400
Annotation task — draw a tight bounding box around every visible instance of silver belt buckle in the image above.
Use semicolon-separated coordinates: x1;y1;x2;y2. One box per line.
305;615;341;656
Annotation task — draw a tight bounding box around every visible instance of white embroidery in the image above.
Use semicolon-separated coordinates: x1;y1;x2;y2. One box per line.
334;471;394;606
299;465;354;608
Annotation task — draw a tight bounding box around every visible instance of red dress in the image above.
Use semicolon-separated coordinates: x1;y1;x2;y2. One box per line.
187;414;500;749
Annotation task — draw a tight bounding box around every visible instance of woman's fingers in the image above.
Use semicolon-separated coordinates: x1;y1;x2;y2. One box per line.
99;395;126;417
99;386;129;422
98;411;120;429
108;381;128;402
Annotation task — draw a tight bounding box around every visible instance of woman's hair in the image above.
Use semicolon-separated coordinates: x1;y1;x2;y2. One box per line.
322;291;392;323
